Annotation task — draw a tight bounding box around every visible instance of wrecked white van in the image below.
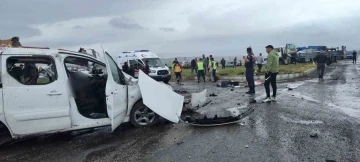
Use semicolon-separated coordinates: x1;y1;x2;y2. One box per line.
0;47;180;144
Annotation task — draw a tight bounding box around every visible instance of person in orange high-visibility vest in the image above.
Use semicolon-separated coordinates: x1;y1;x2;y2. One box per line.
173;62;182;84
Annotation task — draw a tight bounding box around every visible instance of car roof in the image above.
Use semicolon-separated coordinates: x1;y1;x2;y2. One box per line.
0;47;99;60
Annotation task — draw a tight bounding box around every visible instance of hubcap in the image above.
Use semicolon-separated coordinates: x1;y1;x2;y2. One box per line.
134;106;155;126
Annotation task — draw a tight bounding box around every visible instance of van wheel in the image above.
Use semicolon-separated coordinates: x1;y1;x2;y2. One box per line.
163;79;170;84
0;123;12;145
130;101;159;127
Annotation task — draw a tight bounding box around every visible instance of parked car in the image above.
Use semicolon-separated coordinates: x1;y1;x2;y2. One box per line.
181;61;190;69
0;46;180;144
225;62;235;67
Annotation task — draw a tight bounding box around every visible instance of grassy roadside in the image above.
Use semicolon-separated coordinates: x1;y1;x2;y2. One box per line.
171;63;316;80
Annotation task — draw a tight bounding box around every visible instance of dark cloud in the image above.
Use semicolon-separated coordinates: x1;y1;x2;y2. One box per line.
0;0;161;39
72;25;83;29
0;0;159;24
109;17;144;30
159;27;176;32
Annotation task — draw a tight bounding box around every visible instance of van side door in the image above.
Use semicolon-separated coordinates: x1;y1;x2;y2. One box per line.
103;52;128;131
2;55;71;136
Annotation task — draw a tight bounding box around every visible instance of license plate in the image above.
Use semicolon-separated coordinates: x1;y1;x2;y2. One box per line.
162;75;167;78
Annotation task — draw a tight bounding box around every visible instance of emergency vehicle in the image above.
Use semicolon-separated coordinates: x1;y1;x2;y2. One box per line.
117;50;171;83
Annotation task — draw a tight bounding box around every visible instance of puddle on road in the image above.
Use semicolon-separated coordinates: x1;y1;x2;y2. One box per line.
279;114;324;125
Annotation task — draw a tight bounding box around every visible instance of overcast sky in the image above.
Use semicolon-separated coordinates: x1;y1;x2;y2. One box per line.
1;0;359;58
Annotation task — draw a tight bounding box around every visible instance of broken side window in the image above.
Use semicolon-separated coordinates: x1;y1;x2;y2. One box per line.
105;54;126;85
6;56;57;85
129;59;143;69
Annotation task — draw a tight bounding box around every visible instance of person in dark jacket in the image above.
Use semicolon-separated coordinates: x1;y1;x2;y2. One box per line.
315;52;327;81
122;62;130;74
128;64;135;77
206;57;210;72
221;58;226;69
233;57;237;68
143;60;150;75
190;59;197;74
353;51;357;64
244;47;256;94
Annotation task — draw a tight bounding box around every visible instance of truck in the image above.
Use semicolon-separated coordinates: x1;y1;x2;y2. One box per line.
297;48;316;63
117;50;171;83
0;46;182;144
274;43;297;65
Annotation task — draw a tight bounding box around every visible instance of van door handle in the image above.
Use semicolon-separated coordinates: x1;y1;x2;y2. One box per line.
47;92;62;96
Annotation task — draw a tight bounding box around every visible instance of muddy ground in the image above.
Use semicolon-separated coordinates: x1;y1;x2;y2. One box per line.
0;60;359;162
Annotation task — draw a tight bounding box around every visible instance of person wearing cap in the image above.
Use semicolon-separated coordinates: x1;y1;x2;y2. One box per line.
262;45;280;103
244;47;256;94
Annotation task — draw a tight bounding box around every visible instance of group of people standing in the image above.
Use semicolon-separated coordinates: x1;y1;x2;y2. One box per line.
171;45;280;103
173;55;219;84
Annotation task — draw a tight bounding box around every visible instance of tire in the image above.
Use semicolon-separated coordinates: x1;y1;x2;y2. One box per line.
0;123;12;145
130;100;160;127
163;79;170;84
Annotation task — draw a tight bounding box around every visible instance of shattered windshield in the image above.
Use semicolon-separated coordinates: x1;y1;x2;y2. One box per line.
142;58;165;68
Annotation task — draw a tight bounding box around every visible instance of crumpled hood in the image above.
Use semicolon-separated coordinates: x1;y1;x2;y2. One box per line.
138;71;184;123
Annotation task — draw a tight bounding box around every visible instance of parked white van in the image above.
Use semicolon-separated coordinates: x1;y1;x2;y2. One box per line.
117;50;171;83
0;47;179;144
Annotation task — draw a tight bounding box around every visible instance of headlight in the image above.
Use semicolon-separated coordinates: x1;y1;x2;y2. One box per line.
150;70;156;73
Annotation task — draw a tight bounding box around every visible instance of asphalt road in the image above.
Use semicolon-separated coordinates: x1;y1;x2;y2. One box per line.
1;60;359;162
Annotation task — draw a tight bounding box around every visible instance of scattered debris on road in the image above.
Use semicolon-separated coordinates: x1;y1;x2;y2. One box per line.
217;80;240;87
249;99;257;104
244;80;262;87
288;88;293;90
176;141;184;145
309;131;319;138
209;93;217;97
325;160;337;162
183;108;254;127
173;90;188;94
245;145;249;148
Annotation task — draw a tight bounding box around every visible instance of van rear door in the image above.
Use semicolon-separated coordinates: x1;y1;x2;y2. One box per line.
103;52;128;131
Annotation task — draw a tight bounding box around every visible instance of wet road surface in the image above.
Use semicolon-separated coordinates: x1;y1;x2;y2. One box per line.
1;60;360;162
